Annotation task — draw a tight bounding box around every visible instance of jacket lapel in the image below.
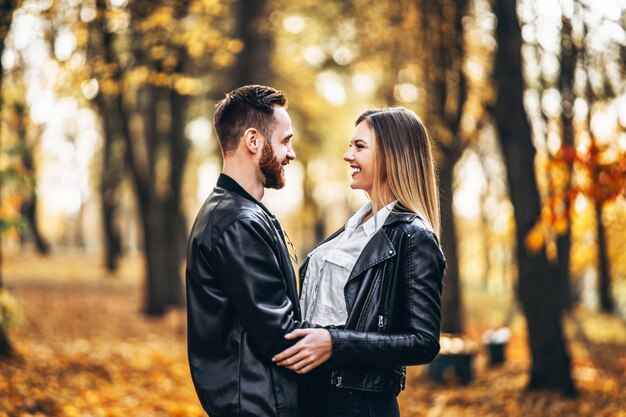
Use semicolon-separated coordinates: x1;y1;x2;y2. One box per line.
267;217;302;320
280;240;301;319
348;229;396;280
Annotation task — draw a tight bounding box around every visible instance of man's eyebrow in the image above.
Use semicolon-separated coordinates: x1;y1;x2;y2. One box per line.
282;133;293;142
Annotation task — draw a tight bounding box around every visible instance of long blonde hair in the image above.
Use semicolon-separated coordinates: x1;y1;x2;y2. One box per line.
356;107;441;237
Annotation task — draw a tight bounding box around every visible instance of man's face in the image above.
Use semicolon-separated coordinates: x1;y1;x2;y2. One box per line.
259;106;295;189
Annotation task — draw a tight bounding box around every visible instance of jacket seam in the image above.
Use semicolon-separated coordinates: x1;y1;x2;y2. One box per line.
407;231;416;330
237;329;242;415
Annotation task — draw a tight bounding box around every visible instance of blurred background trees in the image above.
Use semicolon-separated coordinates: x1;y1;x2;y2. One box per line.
1;0;625;394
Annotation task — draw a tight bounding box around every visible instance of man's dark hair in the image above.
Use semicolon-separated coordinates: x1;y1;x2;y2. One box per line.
213;85;287;155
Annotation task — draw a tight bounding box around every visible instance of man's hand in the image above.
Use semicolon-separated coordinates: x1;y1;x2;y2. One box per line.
272;329;332;374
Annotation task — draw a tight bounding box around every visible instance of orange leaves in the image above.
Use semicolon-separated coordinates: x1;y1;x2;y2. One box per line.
525;223;546;253
551;142;626;205
0;192;24;223
526;140;626;252
575;141;626;205
0;339;207;416
2;254;626;417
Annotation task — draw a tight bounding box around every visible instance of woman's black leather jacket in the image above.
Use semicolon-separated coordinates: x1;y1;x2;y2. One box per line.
299;207;445;395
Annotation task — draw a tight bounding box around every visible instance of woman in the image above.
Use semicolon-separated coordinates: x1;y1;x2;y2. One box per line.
272;107;445;417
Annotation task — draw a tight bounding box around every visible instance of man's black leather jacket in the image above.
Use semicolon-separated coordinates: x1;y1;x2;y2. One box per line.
186;174;305;417
300;207;445;395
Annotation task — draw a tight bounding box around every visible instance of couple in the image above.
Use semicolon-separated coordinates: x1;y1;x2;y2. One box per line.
186;85;445;417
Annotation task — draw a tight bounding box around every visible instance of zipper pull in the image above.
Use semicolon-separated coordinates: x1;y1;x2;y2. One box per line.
335;376;343;388
378;315;384;328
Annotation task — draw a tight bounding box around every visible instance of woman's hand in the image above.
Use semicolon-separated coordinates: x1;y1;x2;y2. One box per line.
272;329;332;374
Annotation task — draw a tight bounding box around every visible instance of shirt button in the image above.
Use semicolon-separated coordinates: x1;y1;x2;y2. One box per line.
388;250;393;254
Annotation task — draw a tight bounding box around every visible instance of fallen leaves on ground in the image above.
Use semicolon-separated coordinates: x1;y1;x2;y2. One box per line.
1;252;625;417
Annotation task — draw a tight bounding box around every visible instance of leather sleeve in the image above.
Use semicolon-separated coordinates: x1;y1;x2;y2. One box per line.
328;227;445;367
207;216;301;359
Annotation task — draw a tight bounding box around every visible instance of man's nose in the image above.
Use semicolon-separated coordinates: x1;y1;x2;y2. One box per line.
287;145;296;160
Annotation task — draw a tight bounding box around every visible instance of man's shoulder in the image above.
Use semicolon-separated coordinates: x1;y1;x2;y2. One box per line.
195;187;273;242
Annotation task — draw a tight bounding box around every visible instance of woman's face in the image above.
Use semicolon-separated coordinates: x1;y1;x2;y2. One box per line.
344;120;375;195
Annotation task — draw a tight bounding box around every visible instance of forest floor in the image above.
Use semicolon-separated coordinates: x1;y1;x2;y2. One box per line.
1;251;625;417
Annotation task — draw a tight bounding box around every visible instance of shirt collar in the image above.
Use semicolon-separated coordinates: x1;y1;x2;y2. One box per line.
346;201;397;237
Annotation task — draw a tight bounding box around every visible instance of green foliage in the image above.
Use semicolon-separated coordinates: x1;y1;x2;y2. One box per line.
0;288;23;330
0;144;30;232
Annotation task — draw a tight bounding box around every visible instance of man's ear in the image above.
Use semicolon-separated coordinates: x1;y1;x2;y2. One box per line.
242;128;262;154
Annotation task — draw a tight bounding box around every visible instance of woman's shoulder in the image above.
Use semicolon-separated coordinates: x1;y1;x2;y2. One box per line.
386;207;433;234
393;216;436;241
386;210;442;252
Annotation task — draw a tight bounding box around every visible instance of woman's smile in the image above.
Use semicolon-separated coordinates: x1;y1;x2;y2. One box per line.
350;165;361;176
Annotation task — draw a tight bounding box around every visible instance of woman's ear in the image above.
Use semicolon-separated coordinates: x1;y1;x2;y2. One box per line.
242;128;261;154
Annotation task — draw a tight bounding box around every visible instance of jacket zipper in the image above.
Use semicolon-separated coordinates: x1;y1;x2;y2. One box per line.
378;315;384;329
355;278;377;330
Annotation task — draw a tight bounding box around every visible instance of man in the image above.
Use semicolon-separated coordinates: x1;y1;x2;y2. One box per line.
186;85;306;417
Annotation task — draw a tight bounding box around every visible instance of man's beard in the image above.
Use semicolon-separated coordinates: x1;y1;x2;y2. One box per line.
259;139;286;189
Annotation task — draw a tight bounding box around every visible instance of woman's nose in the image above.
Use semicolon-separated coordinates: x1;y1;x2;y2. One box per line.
343;149;354;161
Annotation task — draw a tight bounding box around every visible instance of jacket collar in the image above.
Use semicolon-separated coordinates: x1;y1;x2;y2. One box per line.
217;173;256;202
217;173;276;218
383;204;420;226
349;207;426;280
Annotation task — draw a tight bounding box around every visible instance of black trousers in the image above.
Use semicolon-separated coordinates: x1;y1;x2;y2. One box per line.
309;371;400;417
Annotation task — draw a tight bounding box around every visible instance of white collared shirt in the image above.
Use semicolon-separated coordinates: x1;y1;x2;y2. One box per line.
300;201;397;326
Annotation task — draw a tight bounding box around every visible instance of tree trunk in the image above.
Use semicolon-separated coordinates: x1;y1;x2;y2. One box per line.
100;173;122;272
140;197;185;315
0;327;12;358
130;82;186;316
595;202;613;312
421;0;468;334
578;19;615;314
555;15;575;310
380;0;405;106
92;0;125;272
14;103;50;254
0;0;22;357
20;198;50;254
229;0;272;90
96;0;191;315
94;97;124;272
493;0;576;395
439;159;463;333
